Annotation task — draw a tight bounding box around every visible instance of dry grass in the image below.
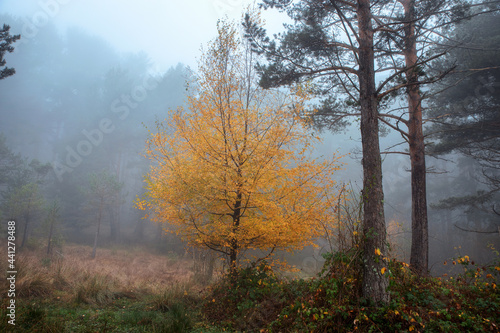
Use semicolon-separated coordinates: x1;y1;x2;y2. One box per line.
0;243;197;302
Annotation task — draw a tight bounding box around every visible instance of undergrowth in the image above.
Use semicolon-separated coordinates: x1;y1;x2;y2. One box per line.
202;250;500;332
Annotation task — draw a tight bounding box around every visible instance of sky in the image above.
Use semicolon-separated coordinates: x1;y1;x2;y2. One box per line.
0;0;285;72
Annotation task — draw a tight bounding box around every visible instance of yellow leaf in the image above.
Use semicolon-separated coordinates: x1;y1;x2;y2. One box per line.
381;267;386;274
375;248;381;256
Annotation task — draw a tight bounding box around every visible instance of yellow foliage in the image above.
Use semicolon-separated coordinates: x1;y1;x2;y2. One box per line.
137;20;343;266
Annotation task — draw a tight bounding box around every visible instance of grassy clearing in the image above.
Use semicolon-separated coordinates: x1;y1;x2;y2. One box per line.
0;243;205;333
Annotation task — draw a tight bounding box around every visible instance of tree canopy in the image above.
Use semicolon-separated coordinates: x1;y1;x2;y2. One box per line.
137;21;343;273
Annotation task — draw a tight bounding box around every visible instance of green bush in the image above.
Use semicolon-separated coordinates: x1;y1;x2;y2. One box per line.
203;262;287;331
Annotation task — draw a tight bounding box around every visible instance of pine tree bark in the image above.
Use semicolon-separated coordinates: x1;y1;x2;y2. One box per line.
357;0;389;304
401;0;429;276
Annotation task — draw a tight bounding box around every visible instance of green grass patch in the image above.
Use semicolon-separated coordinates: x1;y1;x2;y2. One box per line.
1;294;198;333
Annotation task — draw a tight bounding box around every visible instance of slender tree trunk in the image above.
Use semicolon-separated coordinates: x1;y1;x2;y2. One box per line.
402;0;429;276
134;215;144;241
156;221;163;241
229;241;238;278
91;202;103;259
109;208;119;243
47;216;55;255
21;215;30;248
110;155;122;243
357;0;389;304
20;194;35;248
206;252;215;281
229;189;242;280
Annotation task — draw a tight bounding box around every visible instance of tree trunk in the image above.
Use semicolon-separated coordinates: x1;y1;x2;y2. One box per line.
156;221;163;241
47;216;55;255
109;207;120;243
229;242;238;278
134;214;144;241
229;189;242;280
357;0;389;304
91;202;103;259
401;0;429;276
21;215;30;248
206;252;215;281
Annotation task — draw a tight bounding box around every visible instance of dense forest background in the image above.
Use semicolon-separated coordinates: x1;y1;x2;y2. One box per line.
0;15;190;252
0;8;498;273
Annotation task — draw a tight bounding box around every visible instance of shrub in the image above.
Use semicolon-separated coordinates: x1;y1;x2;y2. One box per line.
203;262;288;331
74;274;116;305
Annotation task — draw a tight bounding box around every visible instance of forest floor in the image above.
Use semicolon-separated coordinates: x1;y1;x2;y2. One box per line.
0;243;208;332
1;243;499;332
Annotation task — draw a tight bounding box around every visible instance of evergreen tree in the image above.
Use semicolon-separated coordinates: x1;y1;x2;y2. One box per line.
428;12;500;224
0;24;20;80
245;0;390;303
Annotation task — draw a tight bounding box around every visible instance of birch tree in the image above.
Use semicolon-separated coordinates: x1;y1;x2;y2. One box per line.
138;21;343;277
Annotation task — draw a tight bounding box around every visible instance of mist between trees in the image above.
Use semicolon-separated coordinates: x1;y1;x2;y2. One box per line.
0;0;499;305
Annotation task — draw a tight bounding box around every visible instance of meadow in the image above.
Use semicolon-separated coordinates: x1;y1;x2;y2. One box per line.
1;242;499;332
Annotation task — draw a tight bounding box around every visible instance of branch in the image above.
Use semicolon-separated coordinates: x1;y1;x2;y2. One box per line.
378;112;409;127
251;246;277;267
376;51;447;98
202;240;230;256
304;65;359;77
380;151;410;155
493;206;500;218
326;41;358;52
327;0;360;47
454;224;499;234
378;114;410;140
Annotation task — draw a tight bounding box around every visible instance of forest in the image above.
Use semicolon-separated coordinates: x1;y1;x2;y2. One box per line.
0;0;499;332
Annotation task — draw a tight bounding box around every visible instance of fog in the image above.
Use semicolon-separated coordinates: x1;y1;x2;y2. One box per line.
1;0;250;70
0;1;498;277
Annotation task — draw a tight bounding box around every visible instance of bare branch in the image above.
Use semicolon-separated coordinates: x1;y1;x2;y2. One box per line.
454;224;499;234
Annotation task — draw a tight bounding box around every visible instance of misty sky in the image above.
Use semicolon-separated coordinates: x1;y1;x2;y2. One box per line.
0;0;283;72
